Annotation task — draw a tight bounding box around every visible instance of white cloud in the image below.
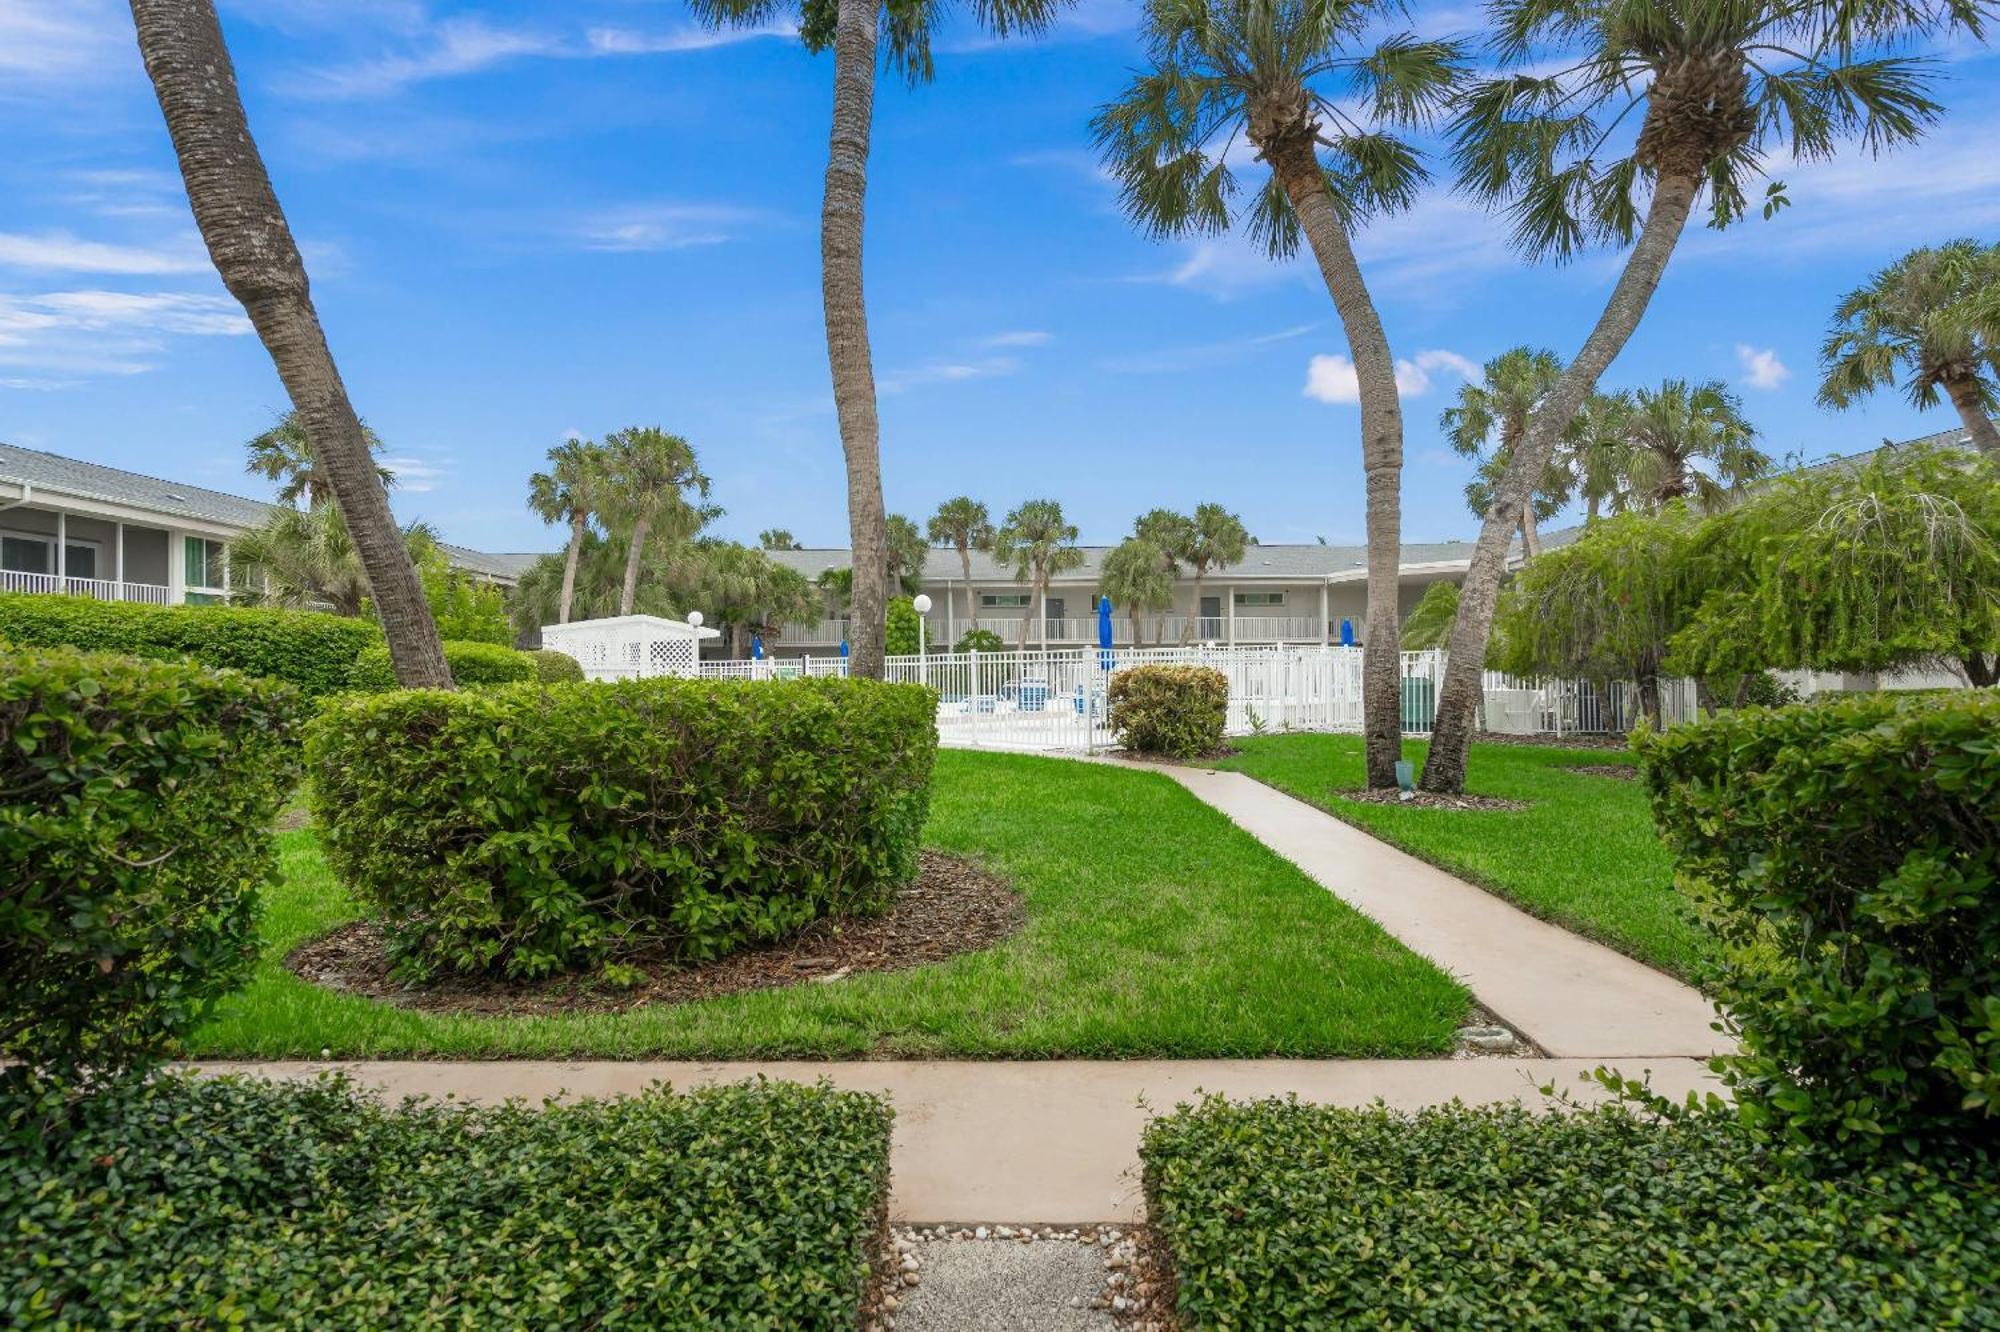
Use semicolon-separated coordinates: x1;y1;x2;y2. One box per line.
379;453;448;494
574;204;757;253
585;24;795;55
0;289;250;379
0;0;130;83
1304;348;1477;404
28;290;250;335
980;330;1052;349
879;356;1021;395
1735;344;1791;390
0;231;208;276
1103;323;1315;374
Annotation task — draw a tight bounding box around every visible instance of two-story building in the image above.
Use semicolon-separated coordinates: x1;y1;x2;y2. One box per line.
0;442;537;606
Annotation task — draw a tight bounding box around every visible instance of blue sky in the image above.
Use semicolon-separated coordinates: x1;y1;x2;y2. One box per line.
2;0;1997;556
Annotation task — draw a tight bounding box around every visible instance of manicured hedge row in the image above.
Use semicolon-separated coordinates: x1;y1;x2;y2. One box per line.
1;648;303;1073
0;592;378;699
307;676;938;978
347;639;538;691
1;1072;892;1330
1108;664;1228;759
1143;1095;2000;1329
1638;691;1999;1152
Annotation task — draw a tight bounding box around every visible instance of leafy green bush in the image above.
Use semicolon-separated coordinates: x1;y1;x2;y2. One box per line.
0;592;377;698
1;649;303;1074
527;647;585;682
1637;692;2000;1153
308;676;937;978
953;627;1005;653
1;1071;891;1330
1108;664;1228;758
1143;1094;2000;1330
885;595;921;656
346;639;538;691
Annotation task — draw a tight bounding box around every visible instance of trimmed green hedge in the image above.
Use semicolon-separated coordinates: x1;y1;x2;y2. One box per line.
1108;664;1228;759
1;648;303;1073
347;639;538;691
0;593;378;699
1143;1095;2000;1329
527;647;585;682
1;1072;892;1330
307;676;937;978
1638;691;1999;1153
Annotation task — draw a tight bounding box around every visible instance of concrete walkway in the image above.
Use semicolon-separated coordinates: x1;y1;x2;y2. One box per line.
1123;762;1724;1060
198;1056;1721;1223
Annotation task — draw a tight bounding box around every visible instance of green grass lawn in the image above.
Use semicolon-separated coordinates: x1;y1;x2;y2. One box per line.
1214;735;1708;980
191;749;1469;1059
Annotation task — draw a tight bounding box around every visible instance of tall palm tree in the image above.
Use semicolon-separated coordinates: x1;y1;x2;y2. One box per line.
1441;347;1569;558
245;409;393;509
1100;536;1176;646
130;0;449;686
599;427;712;616
691;0;1066;682
526;437;606;626
1094;0;1466;787
926;497;994;630
1819;239;2000;455
1621;379;1771;511
991;499;1084;648
1174;503;1251;644
1562;391;1636;523
1421;0;1960;794
884;513;929;595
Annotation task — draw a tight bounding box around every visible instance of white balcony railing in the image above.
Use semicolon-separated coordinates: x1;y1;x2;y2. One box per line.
0;569;173;605
774;612;1348;651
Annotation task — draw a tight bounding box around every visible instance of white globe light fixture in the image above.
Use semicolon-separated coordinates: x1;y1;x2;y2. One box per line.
686;610;704;628
685;610;705;670
911;594;932;666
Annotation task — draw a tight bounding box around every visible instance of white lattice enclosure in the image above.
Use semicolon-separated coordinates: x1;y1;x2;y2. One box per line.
539;614;721;681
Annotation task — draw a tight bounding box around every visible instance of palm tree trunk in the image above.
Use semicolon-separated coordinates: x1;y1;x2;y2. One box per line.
131;0;449;689
1269;142;1405;788
958;547;975;640
1182;570;1203;645
559;511;585;624
1942;375;2000;456
1422;171;1703;794
822;0;889;681
620;514;650;616
1520;504;1542;560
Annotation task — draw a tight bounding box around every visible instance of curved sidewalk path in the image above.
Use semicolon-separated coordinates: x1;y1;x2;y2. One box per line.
1117;761;1725;1060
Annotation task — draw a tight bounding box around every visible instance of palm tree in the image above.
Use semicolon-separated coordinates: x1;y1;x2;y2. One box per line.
1819;239;2000;456
599;427;712;616
926;497;994;630
526;438;606;625
1399;579;1460;651
245;409;393;509
1094;0;1465;787
1562;391;1636;523
131;0;449;687
691;0;1066;683
1441;347;1569;559
758;528;802;550
1421;0;1959;794
1100;536;1176;646
230;503;436;619
1175;503;1251;644
884;513;929;595
1620;379;1771;511
991;499;1084;648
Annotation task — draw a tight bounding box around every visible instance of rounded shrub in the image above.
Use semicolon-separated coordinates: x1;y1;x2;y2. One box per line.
0;591;378;698
306;676;938;978
347;639;538;691
1638;690;2000;1154
1108;664;1229;759
528;648;585;682
1;648;304;1074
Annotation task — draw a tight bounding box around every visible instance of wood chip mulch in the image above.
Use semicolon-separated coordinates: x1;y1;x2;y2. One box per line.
1472;731;1634;751
1562;763;1639;780
1334;787;1530;812
284;850;1023;1018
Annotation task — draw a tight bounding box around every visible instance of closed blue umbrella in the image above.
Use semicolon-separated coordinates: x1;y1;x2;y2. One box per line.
752;634;764;660
1340;618;1356;647
1097;596;1115;670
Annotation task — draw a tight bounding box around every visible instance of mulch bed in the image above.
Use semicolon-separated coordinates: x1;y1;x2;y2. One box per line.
1562;763;1639;780
1473;731;1634;751
1334;787;1529;812
285;850;1023;1018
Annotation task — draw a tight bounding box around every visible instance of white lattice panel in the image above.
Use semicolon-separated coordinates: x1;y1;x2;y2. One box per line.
539;614;717;681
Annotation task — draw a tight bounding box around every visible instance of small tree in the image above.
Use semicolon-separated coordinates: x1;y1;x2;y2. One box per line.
992;499;1084;648
1101;536;1176;646
1619;379;1771;511
1399;580;1460;651
884;514;929;595
599;427;712;616
1442;347;1570;558
885;596;921;656
245;409;393;509
926;497;994;630
528;438;608;625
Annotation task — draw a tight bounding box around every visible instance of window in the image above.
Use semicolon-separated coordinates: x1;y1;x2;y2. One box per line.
1234;591;1285;607
184;536;226;592
980;592;1031;609
2;534;50;575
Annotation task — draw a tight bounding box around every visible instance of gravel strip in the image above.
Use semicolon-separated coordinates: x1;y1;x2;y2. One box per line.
869;1227;1169;1332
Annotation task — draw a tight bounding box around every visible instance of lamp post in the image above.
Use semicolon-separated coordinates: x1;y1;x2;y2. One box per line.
913;594;932;689
687;610;704;673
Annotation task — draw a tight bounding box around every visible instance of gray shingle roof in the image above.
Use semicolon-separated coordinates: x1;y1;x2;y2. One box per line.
0;440;277;529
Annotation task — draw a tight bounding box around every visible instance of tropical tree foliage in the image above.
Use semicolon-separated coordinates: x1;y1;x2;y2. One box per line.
1423;0;1964;793
1442;346;1571;557
758;528;802;550
1617;378;1771;511
1100;535;1177;646
926;497;994;629
527;437;608;626
1819;238;2000;455
245;409;393;509
884;513;929;595
1399;579;1461;652
599;427;713;616
992;498;1084;646
1093;0;1467;787
229;503;381;618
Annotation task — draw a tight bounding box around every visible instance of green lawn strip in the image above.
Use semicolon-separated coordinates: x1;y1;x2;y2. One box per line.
191;749;1468;1059
2;1072;890;1331
1214;734;1709;980
1142;1096;1999;1329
